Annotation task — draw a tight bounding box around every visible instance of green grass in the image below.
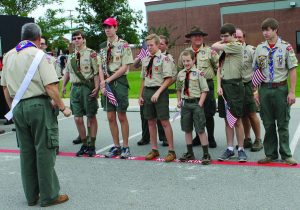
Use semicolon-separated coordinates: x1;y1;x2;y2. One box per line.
60;65;300;98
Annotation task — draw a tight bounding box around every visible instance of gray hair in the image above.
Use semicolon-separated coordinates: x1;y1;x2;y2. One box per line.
21;23;42;41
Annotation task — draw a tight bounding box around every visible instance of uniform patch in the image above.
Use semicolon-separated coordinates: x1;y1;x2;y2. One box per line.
45;55;52;64
200;50;205;55
85;66;89;70
193;71;197;76
90;51;97;58
199;71;205;77
286;44;294;52
211;50;217;56
123;43;129;48
164;56;170;62
155;66;159;71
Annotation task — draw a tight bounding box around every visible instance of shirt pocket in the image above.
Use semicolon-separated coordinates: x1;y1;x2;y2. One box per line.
274;55;285;69
198;56;209;68
113;52;122;63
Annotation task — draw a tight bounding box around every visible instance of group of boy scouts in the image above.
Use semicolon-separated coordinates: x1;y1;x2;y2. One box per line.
0;16;298;207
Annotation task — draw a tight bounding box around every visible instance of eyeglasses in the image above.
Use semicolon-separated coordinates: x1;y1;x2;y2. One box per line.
72;37;82;41
220;34;230;38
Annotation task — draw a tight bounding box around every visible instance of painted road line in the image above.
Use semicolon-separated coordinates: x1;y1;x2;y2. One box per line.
290;122;300;155
0;148;299;169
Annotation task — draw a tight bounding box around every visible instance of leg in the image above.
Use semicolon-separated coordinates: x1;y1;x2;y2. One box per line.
235;118;245;148
74;117;87;141
242;116;251;139
117;112;129;147
160;119;174;151
139;105;150;144
107;111;120;146
225;120;235;147
148;119;158;149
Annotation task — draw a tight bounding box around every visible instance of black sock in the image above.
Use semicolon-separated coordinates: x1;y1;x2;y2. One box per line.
187;144;194;154
202;145;209;155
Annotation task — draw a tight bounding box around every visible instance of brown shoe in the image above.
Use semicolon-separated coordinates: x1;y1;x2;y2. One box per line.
283;157;297;166
201;154;212;165
145;150;159;160
251;139;263;152
164;151;176;162
179;152;195;162
257;157;275;164
40;194;69;207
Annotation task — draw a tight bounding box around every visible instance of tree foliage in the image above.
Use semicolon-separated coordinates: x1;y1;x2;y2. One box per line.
0;0;62;17
76;0;143;51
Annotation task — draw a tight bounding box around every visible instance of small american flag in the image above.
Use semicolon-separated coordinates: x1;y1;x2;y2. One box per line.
222;96;237;128
137;41;150;60
104;83;118;106
252;68;266;87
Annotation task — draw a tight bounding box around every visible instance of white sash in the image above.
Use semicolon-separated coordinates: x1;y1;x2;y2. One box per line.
5;50;45;120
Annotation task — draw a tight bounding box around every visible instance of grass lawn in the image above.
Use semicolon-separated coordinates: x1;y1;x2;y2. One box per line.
60;65;300;98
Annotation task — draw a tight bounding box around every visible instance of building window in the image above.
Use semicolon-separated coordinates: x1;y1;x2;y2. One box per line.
297;31;300;53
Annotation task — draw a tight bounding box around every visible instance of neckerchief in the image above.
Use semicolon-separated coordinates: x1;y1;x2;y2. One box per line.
263;45;278;83
146;55;155;79
184;70;191;97
76;51;81;71
16;40;36;52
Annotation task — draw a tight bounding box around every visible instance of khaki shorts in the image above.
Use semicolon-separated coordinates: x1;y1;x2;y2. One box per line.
70;84;99;117
218;79;244;118
101;76;129;113
142;87;169;120
243;81;257;116
181;99;206;133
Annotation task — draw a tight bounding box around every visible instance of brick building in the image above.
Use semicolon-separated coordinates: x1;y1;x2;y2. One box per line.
145;0;300;60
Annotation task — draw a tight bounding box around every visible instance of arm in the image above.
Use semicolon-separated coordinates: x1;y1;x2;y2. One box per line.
176;89;182;108
106;64;128;83
133;57;142;69
138;79;145;106
211;41;226;51
217;67;223;96
287;68;297;105
90;74;100;97
3;86;12;109
199;91;207;107
151;77;172;103
62;71;70;97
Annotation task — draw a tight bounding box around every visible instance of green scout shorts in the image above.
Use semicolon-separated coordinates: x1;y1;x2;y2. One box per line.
181;99;206;133
243;81;257;116
101;76;129;112
142;87;169;120
70;84;99;117
204;80;216;117
218;79;244;118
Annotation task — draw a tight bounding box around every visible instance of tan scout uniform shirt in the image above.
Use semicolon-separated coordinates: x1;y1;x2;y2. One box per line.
1;46;58;99
242;43;255;83
176;66;209;99
221;41;243;80
141;50;173;87
98;36;133;75
162;51;177;79
178;44;219;80
65;46;98;83
252;39;298;83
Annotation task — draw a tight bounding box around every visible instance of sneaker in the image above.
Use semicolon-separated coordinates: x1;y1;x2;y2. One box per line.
218;149;235;161
88;146;96;157
244;138;252;149
105;146;122;158
76;145;88;157
283;157;297;166
137;139;150;146
251;139;263;152
179;152;195;162
201;154;212;165
72;136;82;144
257;156;276;164
165;152;176;162
208;137;217;148
238;150;247;162
120;147;131;159
145;150;160;160
192;136;201;146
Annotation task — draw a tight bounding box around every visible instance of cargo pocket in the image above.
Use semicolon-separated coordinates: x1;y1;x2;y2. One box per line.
46;127;59;149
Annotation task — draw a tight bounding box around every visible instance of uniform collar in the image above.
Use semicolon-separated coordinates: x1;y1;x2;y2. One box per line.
75;45;87;54
150;49;162;57
263;37;281;49
184;65;197;72
107;35;119;47
190;44;204;52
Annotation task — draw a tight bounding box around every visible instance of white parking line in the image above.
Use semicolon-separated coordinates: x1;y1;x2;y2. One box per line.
290;122;300;155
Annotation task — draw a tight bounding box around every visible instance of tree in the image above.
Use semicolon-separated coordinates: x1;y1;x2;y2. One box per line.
76;0;143;51
0;0;62;17
36;9;71;52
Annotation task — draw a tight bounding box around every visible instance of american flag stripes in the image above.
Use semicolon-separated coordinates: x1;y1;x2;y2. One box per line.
252;68;266;87
222;96;237;128
104;83;118;106
137;41;150;60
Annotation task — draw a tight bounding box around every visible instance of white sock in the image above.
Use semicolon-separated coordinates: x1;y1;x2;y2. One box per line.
227;146;234;151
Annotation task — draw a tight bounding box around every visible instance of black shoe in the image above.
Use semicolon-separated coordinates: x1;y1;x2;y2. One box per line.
192;136;201;146
137;139;150;146
56;147;59;155
76;145;88;157
88;146;96;157
12;128;16;132
208;137;217;148
161;140;169;147
4;120;14;125
73;136;82;144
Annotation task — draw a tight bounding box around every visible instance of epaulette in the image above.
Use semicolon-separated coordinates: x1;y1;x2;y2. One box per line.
281;40;288;45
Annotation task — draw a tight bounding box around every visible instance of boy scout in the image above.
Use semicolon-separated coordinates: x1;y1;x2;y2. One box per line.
99;17;133;159
253;18;298;165
235;28;262;152
178;27;219;148
176;50;211;165
1;23;70;207
212;23;247;162
63;30;99;157
139;33;176;162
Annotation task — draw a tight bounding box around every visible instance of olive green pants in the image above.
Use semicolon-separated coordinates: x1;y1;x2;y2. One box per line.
13;97;60;206
259;85;292;159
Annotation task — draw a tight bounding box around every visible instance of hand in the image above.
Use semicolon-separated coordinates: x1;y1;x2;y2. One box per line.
62;86;66;97
198;101;204;108
89;86;99;98
217;87;223;96
62;107;72;117
177;100;182;108
287;92;296;106
253;91;260;106
100;87;105;95
151;92;160;103
138;97;144;106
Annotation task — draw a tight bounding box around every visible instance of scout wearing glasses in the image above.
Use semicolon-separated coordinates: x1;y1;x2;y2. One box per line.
253;18;298;166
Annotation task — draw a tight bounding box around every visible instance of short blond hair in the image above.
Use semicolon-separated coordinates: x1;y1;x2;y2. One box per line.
145;34;160;45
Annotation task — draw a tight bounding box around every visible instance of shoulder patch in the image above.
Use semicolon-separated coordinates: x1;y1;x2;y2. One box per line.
281;40;288;44
164;56;170;62
45;54;52;64
286;44;294;52
123;42;129;49
90;51;97;58
211;50;217;56
199;71;205;77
